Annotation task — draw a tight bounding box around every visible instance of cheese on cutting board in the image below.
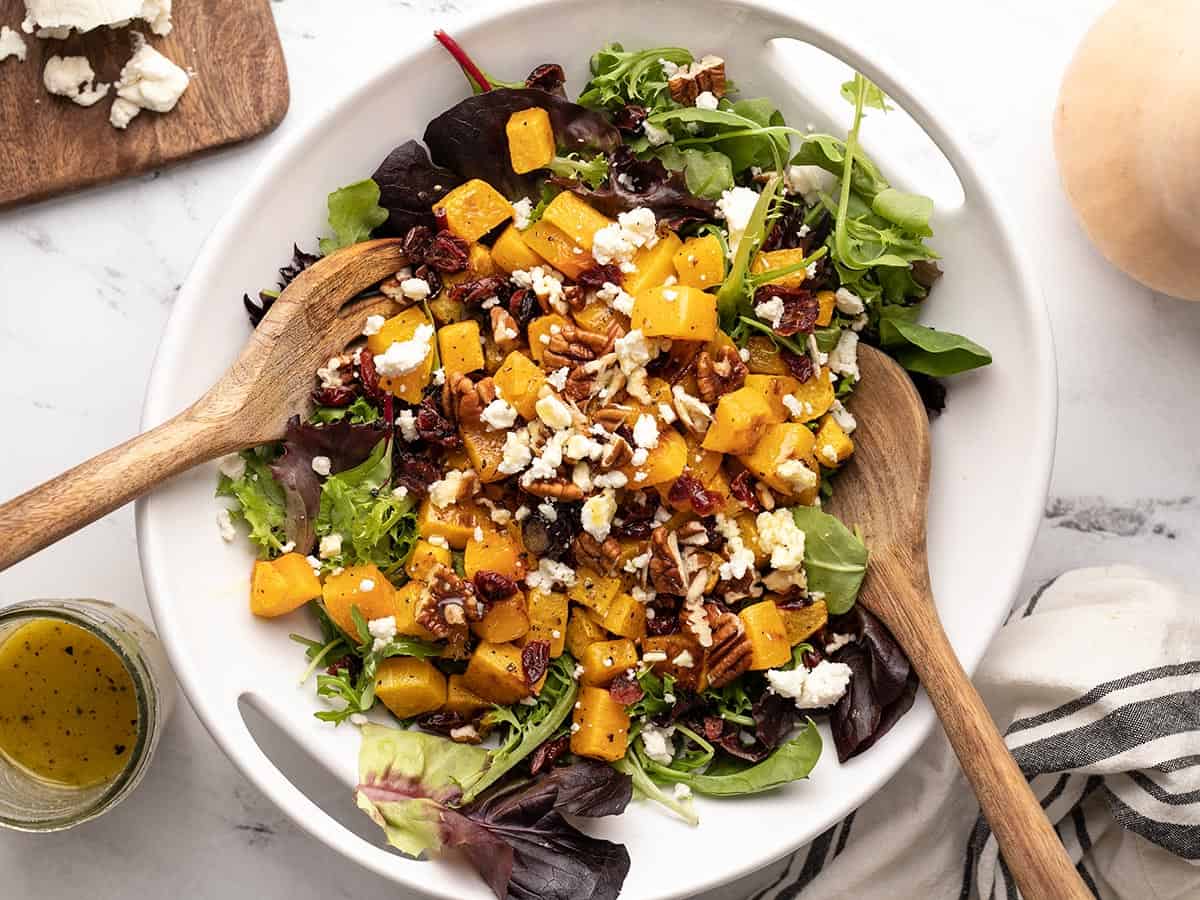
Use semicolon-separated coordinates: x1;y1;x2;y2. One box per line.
108;36;189;129
22;0;171;38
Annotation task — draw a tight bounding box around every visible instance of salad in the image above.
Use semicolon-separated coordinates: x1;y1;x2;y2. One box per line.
222;32;991;900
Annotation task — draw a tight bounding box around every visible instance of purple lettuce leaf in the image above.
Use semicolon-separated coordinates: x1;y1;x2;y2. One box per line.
551;145;715;225
828;606;919;762
371;140;464;236
269;415;388;554
424;87;620;198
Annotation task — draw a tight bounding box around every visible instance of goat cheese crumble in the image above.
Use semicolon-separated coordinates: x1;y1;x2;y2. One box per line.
766;660;853;709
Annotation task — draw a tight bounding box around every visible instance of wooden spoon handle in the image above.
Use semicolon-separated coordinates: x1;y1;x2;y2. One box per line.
0;409;233;573
895;602;1091;899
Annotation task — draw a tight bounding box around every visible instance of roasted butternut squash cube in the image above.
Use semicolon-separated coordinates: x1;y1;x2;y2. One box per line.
417;497;480;549
602;593;646;640
778;598;829;646
471;594;530;643
438;320;485;378
272;552;321;606
521;220;592;278
567;567;623;618
745;335;789;374
433;178;513;242
580;639;638;686
393;581;437;640
491;224;545;272
737;422;819;500
744;373;803;423
752;247;811;290
443;674;493;718
524;589;568;657
565;606;608;659
465;527;524;580
405;539;453;582
787;367;835;421
571;685;630;761
702;387;774;454
442;243;498;291
739;601;792;670
321;565;396;637
460;423;509;484
622;424;687;487
365;306;435;402
631;284;718;342
573;300;625;334
673;234;724;289
526;314;568;364
623;231;683;296
641;633;706;691
493;351;547;420
250;560;295;618
506;107;556;174
816;290;836;327
463;641;531;705
736;513;768;565
542;192;614;251
374;657;447;720
814;414;854;466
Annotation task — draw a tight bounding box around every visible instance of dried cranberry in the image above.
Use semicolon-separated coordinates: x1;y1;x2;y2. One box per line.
473;570;519;603
668;473;722;517
415;394;461;448
575;264;623;291
702;716;726;741
525;63;566;97
609;673;645;706
508;288;539;329
529;735;570;775
358;349;388;402
312;384;357;408
414;263;443;299
612;104;648;136
802;649;823;669
418;711;473;736
729;470;761;512
327;655;361;678
424;231;471;273
755;284;820;337
392;451;442;499
523;505;580;560
402;225;434;265
522;640;551;688
782;350;815;383
645;596;681;636
449;275;510;308
611;491;660;540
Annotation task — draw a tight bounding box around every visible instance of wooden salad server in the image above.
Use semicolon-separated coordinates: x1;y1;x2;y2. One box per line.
830;345;1090;900
0;239;409;573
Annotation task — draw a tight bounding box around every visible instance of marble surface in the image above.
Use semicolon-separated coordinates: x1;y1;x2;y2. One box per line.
2;0;1198;897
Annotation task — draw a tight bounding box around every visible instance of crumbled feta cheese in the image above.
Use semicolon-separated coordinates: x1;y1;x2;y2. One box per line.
526;558;577;590
367;615;396;652
319;533;343;559
828;330;860;382
537;501;557;522
830;400;856;434
374;323;433;377
581;490;618;542
766;659;853;709
643;121;672;146
24;0;173;36
781;394;805;420
481;397;519;430
432;367;446;386
642;650;668;663
754;296;785;330
755;509;807;571
715;513;755;581
630;447;649;468
613;329;658;375
511;266;565;313
592;470;628;489
640;723;676;764
834;288;865;316
216;508;236;542
632;414;660;450
429;470;471;509
391;485;409;499
657;401;677;425
360;578;376;593
784;164;836;203
694;90;718;110
43;55;109;106
592;208;659;268
308;455;331;477
349;713;369;726
825;632;856;654
820;444;839;465
498;430;533;475
396;409;419;442
618;208;659;248
596;281;635;316
535;393;574;431
108;37;190;129
0;26;27;62
511;197;533;230
427;535;449;549
673;783;692;801
547;367;570;391
778;459;818;495
716;186;760;257
362;314;386;336
217;454;246;481
672;650;695;668
807;333;829;370
399;277;431;301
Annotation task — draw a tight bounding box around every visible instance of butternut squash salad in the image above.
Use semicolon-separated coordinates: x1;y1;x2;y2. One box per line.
222;34;991;900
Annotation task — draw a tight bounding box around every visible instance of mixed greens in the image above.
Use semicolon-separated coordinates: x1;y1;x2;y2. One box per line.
222;33;990;900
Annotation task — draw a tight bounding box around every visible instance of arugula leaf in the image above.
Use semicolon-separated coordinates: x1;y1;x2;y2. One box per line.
216;448;287;556
840;77;891;111
578;44;693;111
649;106;801;172
459;655;579;803
716;173;783;330
718;98;789;173
791;506;869;614
319;179;388;255
871;188;933;236
878;307;992;376
639;720;822;796
790;135;889;201
626;668;677;719
547;153;609;188
655;146;734;199
612;753;699;825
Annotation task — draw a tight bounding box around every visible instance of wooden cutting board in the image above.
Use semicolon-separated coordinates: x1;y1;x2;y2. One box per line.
0;0;288;209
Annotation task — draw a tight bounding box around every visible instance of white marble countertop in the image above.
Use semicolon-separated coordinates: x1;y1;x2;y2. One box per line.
2;1;1198;897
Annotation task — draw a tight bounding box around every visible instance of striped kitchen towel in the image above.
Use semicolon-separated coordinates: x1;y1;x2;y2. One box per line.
710;566;1200;900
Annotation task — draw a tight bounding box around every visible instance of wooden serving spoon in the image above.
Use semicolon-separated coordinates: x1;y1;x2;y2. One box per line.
829;345;1088;900
0;239;409;573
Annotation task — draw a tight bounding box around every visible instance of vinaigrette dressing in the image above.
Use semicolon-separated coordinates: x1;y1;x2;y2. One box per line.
0;619;139;787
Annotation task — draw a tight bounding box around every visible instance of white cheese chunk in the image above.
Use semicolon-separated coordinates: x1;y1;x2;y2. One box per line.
0;26;27;62
23;0;172;36
43;55;109;107
108;37;189;129
766;659;852;709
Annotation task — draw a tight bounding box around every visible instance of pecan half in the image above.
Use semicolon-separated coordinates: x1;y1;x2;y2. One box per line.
543;322;610;370
522;478;585;501
649;525;688;596
597;434;633;471
695;345;748;404
667;56;726;105
591;406;630;434
574;531;622;576
379;274;420;308
450;374;498;427
671;386;712;435
417;564;480;638
490;307;521;350
703;604;752;688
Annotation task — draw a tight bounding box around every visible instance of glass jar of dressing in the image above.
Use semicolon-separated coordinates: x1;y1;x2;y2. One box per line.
0;599;175;831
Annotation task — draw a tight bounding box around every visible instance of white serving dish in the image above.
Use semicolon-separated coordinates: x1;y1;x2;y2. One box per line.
137;1;1056;897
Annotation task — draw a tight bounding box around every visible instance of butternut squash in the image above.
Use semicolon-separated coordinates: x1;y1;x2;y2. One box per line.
567;567;623;618
405;539;453;582
525;589;568;657
471;594;530;643
460;422;509;484
521;220;593;278
526;314;569;364
622;424;687;487
438;320;485;378
365;307;435;402
739;601;792;670
565;606;608;659
752;247;810;290
493;350;548;420
672;234;724;289
393;581;437;640
745;335;790;375
744;373;804;424
463;641;531;705
623;231;683;296
737;422;819;501
571;685;630;761
777;598;829;646
701;387;774;454
321;564;396;637
816;289;836;327
542;192;614;251
580;639;638;686
443;674;493;718
417;496;481;549
375;657;447;719
272;553;321;606
250;560;295;618
433;178;513;242
631;284;718;342
464;527;524;580
602;592;646;640
506;107;556;174
491;224;545;273
814;413;854;466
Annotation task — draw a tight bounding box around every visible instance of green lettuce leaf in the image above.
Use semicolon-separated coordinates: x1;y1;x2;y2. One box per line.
791;506;869;615
655;146;734;199
319;179;388;255
871;188;933;236
216;448;287;556
578;44;693;112
878;307;993;376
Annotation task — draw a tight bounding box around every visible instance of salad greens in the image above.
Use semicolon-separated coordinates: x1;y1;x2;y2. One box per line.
216;448;288;556
578;44;694;112
319;179;388;256
790;507;869;615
